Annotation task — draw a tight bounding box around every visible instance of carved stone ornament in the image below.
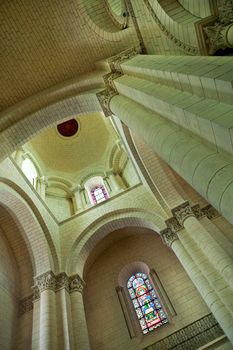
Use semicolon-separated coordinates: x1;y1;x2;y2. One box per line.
35;270;56;293
19;295;33;316
103;71;122;91
191;204;205;220
69;274;85;293
218;0;233;24
204;23;232;54
165;217;182;233
202;204;220;220
96;89;118;117
107;47;141;73
161;227;178;247
172;201;194;225
56;272;69;292
32;286;40;301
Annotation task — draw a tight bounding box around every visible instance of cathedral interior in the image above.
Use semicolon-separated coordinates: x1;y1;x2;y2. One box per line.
1;0;233;349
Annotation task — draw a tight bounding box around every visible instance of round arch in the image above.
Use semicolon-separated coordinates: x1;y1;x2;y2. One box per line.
66;208;166;276
0;180;59;275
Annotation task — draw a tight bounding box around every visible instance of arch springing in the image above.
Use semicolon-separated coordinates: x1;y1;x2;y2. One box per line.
127;272;168;334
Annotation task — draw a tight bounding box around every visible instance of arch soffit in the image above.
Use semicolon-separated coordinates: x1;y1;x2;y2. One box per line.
0;179;59;275
66;208;166;276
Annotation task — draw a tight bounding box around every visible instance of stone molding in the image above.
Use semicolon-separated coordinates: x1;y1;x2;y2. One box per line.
143;314;223;350
161;202;220;247
144;0;199;55
18;294;34;316
107;46;141;73
96;89;118;117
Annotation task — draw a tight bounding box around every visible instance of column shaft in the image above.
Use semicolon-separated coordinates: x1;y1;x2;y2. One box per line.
39;289;57;350
57;288;74;350
171;239;233;343
70;291;90;350
109;94;233;225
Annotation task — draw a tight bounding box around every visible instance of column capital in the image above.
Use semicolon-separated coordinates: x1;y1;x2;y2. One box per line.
18;294;33;316
161;227;178;247
204;22;233;54
107;46;140;73
96;89;118;117
172;201;194;226
34;270;56;293
69;274;85;294
56;272;69;292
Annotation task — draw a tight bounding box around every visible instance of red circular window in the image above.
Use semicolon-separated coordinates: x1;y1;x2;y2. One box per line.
57;119;79;137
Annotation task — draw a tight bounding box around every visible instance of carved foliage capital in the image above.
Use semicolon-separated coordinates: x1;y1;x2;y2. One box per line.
69;274;85;294
161;227;178;247
35;271;56;293
56;272;69;292
19;295;33;316
172;201;194;226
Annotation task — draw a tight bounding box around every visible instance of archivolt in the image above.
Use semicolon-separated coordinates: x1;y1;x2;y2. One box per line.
66;208;166;277
0;179;59;275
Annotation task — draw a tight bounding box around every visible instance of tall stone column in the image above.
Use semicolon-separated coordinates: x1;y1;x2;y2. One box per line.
172;202;233;290
99;91;233;226
161;229;233;344
35;271;58;350
69;274;90;350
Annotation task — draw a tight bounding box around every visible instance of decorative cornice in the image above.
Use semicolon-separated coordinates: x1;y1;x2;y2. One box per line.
172;201;194;226
96;89;118;117
18;295;33;316
143;314;223;350
107;47;141;73
103;71;123;90
161;227;178;247
69;274;85;294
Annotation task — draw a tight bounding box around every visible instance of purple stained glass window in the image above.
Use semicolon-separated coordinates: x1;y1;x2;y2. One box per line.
91;185;108;205
127;272;168;334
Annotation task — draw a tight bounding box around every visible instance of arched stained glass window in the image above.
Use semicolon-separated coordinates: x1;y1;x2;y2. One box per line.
127;272;168;334
91;185;108;205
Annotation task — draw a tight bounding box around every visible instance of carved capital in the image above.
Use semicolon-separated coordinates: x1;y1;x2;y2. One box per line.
161;227;178;247
56;272;69;292
96;89;118;117
165;217;182;233
32;286;40;301
204;22;233;54
103;71;122;90
35;271;56;293
108;47;140;73
202;205;220;220
19;295;33;316
191;204;205;220
172;202;194;226
69;274;85;293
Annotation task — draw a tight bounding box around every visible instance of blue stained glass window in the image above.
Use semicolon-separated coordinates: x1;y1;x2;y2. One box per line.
127;272;168;334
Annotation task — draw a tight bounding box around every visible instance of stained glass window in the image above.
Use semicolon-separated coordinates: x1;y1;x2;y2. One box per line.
90;185;108;205
127;272;168;334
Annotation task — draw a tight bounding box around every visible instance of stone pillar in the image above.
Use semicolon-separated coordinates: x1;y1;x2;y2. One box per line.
107;171;123;192
161;229;233;344
69;274;90;350
172;202;233;290
35;271;57;350
56;273;74;350
103;93;233;226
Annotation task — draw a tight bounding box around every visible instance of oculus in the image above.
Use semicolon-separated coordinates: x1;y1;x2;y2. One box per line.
57;119;79;137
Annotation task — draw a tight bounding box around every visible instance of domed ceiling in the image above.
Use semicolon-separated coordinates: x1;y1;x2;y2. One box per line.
23;112;118;182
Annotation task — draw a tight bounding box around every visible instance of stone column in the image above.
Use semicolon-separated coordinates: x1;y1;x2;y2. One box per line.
161;229;233;344
69;274;90;350
35;271;57;350
107;171;123;192
102;92;233;226
37;176;47;201
172;202;233;290
72;187;84;213
56;273;74;350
